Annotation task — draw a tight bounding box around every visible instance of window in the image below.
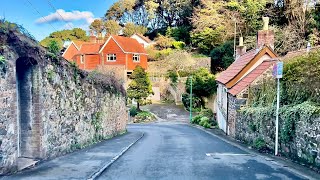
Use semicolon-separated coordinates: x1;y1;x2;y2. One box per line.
133;54;140;62
107;54;116;62
80;55;84;64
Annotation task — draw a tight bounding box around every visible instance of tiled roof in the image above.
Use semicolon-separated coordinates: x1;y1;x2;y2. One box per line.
73;40;90;49
281;46;320;61
135;33;152;43
112;35;147;54
216;49;257;84
228;60;275;96
79;43;104;54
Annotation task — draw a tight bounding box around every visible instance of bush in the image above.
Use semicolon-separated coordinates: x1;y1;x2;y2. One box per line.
253;138;268;152
182;93;203;110
129;106;138;117
172;41;186;50
134;111;156;123
199;109;213;119
191;115;202;124
199;117;211;128
167;70;178;84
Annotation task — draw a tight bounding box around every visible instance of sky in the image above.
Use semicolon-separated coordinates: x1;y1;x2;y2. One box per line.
0;0;117;41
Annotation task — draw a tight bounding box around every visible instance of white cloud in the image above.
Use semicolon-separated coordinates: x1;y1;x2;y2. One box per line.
36;9;95;24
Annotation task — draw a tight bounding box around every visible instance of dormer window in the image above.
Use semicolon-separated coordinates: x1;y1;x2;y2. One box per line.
107;54;116;62
133;54;140;62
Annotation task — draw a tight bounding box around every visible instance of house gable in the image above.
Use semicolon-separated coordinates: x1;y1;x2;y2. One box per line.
226;46;277;88
62;42;79;61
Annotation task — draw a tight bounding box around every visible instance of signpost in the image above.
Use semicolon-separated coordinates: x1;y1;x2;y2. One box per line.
189;76;193;123
273;61;283;156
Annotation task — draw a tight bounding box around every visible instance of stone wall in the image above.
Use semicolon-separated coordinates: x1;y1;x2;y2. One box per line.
0;28;127;174
235;106;320;170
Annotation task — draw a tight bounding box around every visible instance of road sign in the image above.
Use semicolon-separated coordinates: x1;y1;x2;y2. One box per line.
273;62;283;79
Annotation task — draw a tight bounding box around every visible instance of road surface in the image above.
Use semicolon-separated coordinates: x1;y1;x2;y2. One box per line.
97;123;307;180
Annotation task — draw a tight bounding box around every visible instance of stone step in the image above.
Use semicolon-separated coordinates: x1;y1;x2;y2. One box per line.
17;157;39;171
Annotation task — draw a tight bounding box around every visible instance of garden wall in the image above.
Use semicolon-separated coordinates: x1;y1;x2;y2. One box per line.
235;102;320;170
0;25;127;174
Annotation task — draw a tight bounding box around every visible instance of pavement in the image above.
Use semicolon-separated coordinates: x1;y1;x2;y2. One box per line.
0;132;144;180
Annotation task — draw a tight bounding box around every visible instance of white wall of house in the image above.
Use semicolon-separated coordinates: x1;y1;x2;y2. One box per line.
216;83;228;133
131;34;151;48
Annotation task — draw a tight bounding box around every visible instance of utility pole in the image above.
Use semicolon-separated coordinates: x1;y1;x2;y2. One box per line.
233;18;237;59
189;76;193;123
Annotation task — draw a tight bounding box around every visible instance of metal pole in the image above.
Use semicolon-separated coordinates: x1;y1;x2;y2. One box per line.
233;19;237;59
189;76;193;123
275;77;280;156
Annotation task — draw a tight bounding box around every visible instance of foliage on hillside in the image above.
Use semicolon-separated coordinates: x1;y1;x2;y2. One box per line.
40;28;89;50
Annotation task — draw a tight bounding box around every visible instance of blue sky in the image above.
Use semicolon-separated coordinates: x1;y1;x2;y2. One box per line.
0;0;117;41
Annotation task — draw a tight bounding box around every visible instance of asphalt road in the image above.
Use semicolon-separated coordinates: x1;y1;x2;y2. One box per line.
97;123;307;180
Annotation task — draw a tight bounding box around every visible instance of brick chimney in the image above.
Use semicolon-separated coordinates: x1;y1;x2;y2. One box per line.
236;37;246;59
257;17;274;49
89;30;97;43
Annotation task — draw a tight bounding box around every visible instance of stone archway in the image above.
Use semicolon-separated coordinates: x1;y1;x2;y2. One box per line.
16;57;41;159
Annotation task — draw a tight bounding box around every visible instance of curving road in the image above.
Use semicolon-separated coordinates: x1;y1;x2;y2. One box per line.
97;123;308;180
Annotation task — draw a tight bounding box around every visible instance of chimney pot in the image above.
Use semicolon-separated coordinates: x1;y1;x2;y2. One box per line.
239;37;244;47
262;17;269;31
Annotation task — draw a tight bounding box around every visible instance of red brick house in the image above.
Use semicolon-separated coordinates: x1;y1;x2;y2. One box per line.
62;35;148;75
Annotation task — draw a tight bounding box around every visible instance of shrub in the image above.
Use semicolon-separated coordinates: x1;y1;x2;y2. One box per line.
167;70;178;84
199;117;211;128
134;111;156;123
253;138;267;152
199;109;213;119
129;106;138;117
182;93;203;110
172;41;186;50
191;115;202;124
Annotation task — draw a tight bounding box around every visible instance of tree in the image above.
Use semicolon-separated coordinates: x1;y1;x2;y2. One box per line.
48;40;60;55
104;20;122;35
40;28;88;49
186;68;216;99
127;65;153;111
210;41;234;73
164;50;195;78
90;19;104;35
155;34;175;49
123;22;147;37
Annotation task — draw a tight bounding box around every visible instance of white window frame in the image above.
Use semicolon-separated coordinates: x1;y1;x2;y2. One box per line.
80;55;84;64
133;54;140;62
107;54;117;62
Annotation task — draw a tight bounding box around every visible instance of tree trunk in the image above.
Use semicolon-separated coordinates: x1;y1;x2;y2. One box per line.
137;102;140;112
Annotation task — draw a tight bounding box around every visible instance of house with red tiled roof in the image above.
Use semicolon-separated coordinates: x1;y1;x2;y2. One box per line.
215;17;278;136
131;33;155;48
62;34;148;76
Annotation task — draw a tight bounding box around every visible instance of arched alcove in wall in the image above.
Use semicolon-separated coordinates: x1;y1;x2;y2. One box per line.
16;57;41;158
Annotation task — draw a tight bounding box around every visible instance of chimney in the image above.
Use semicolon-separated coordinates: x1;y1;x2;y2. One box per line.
257;17;274;49
89;30;97;43
236;37;246;59
307;42;311;52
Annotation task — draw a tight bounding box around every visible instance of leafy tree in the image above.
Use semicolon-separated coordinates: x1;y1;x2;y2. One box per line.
164;50;195;78
155;34;175;49
186;68;216;99
40;28;88;49
104;20;121;35
48;40;60;55
210;41;234;73
166;26;191;44
123;22;148;37
90;19;104;35
127;65;153;111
